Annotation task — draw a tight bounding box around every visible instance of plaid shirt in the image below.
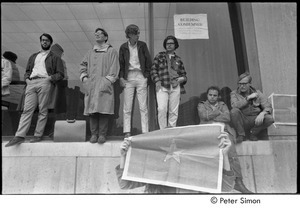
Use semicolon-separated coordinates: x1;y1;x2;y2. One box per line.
150;51;187;94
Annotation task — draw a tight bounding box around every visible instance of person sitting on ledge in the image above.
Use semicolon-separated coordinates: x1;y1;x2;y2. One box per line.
198;85;253;193
230;72;274;143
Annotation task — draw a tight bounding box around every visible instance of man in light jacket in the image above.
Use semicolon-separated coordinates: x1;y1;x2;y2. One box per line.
80;28;119;144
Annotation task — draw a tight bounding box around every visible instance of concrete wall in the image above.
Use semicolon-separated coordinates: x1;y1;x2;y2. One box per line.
250;3;297;97
2;141;144;194
2;139;296;194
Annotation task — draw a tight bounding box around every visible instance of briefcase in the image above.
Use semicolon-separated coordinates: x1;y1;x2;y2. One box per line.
53;86;86;142
53;119;86;142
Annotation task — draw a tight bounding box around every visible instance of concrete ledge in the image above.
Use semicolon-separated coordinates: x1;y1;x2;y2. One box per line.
1;139;297;194
2;157;76;194
268;124;297;136
235;141;273;156
3;139;288;157
2;141;122;157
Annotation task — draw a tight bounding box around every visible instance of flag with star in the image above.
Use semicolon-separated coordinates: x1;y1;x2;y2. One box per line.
269;93;297;125
122;124;224;193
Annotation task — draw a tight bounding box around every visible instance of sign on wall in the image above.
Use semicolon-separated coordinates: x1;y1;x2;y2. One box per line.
174;14;209;39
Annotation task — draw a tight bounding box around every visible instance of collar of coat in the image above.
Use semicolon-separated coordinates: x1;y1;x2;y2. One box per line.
122;40;144;50
32;50;55;59
93;43;111;52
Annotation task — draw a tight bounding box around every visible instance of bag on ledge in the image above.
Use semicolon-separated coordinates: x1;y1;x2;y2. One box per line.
53;86;86;142
53;119;86;142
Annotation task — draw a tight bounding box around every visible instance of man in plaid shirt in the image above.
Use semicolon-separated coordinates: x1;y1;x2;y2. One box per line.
151;35;187;129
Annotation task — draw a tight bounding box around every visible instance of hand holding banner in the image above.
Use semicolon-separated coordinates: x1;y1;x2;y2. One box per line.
122;124;224;193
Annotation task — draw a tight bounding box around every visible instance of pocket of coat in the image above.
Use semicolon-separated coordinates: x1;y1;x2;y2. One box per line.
100;78;113;95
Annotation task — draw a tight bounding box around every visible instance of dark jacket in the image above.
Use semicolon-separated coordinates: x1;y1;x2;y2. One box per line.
17;51;66;113
24;51;64;83
119;41;152;80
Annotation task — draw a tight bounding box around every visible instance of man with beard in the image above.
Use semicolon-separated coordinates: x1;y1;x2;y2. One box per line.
5;33;64;147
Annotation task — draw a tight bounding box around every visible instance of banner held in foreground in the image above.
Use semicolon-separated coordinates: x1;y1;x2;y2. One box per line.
123;124;224;193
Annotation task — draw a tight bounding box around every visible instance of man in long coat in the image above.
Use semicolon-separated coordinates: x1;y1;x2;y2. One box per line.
79;28;119;144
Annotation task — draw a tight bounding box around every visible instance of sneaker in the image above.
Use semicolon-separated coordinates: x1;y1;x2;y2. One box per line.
89;135;98;143
30;136;43;143
98;135;106;144
5;136;25;147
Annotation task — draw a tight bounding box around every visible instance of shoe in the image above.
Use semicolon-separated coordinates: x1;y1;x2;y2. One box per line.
124;132;131;138
234;177;253;193
89;135;98;143
5;136;25;147
249;134;258;141
98;135;106;144
236;135;245;143
30;136;43;143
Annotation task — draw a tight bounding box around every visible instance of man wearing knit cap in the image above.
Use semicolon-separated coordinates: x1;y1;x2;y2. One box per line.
5;33;64;147
230;72;274;143
45;43;68;138
2;51;21;109
3;51;20;80
2;53;13;97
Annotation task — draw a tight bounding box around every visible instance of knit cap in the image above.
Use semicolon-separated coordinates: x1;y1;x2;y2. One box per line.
3;51;17;63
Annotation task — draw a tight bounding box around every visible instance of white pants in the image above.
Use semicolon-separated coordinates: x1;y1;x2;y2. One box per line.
123;71;149;133
156;85;181;129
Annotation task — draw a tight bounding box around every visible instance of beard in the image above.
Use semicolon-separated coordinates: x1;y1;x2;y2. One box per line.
41;44;51;51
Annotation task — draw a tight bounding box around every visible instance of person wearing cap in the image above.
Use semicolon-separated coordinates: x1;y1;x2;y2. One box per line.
150;35;187;129
2;51;21;109
2;53;13;97
2;51;20;91
119;24;152;138
80;28;119;144
230;72;274;143
5;33;64;147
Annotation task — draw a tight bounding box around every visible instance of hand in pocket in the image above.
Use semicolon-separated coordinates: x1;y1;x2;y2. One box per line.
82;78;90;93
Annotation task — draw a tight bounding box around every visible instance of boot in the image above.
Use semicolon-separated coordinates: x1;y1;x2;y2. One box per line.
89;135;98;143
234;177;253;193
